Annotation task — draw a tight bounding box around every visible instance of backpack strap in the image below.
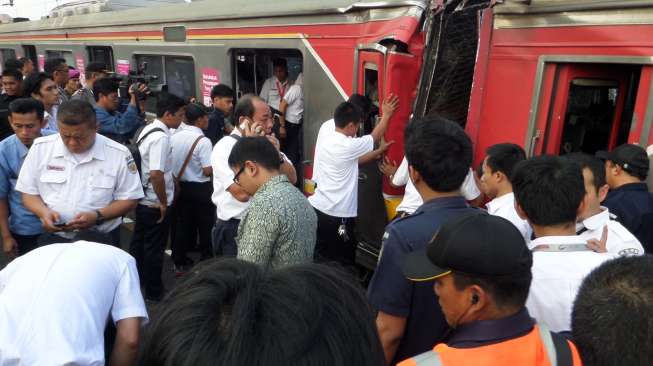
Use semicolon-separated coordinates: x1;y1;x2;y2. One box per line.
229;134;241;141
411;350;443;366
137;127;165;146
537;324;574;366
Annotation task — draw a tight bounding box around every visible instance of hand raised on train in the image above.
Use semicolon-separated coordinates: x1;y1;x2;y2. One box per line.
381;94;400;117
586;225;608;253
379;156;398;178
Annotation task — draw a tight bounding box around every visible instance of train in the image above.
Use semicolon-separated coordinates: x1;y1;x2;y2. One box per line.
0;0;651;269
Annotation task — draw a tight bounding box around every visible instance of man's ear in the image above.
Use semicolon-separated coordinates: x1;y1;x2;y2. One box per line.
514;200;528;221
598;184;610;203
408;165;421;186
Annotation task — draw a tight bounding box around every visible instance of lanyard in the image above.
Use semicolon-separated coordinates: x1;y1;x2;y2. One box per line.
531;244;592;252
275;80;286;99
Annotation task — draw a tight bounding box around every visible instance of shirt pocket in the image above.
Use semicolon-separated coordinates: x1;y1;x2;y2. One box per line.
39;171;67;201
88;174;116;206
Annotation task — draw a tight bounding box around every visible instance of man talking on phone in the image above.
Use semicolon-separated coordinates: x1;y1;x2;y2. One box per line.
210;94;296;257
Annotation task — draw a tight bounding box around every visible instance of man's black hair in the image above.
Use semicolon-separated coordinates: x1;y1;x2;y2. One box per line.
233;94;263;123
512;155;585;226
17;57;30;65
57;100;96;126
210;84;234;100
156;92;186;118
185;103;208;125
566;152;607;193
4;58;23;72
572;256;653;366
141;258;385;366
84;61;107;79
21;72;52;97
228;136;281;172
404;116;472;192
9;98;44;121
272;58;287;69
43;58;66;74
485;143;526;182
92;77;119;102
347;94;372;120
333;101;363;129
453;271;532;311
2;68;23;82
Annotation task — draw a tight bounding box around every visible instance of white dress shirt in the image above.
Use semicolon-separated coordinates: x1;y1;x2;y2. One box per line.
259;77;289;111
15;133;144;233
138;119;174;207
0;242;148;366
171;123;213;183
526;235;616;332
577;207;645;256
282;84;303;124
211;129;249;221
308;129;374;218
486;192;532;241
311;119;335;185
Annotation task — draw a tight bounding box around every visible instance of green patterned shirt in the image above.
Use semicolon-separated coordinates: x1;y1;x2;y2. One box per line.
237;175;317;269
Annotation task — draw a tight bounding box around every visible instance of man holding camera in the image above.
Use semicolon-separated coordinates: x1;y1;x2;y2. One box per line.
93;77;147;144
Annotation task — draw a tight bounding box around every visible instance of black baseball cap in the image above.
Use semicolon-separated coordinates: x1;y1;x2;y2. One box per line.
402;212;532;281
596;144;649;178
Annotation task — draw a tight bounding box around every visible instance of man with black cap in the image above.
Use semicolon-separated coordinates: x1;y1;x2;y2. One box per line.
596;143;653;252
398;213;582;366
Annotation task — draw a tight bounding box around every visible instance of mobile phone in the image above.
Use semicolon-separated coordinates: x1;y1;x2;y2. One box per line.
53;220;67;227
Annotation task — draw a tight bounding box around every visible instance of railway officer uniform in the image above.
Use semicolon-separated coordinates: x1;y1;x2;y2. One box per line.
279;77;303;186
576;207;645;256
14;133;144;245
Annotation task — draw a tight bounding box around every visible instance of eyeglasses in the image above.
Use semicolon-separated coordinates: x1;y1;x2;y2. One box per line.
233;165;246;184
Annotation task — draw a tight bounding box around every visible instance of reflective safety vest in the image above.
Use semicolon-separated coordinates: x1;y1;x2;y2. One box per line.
398;324;582;366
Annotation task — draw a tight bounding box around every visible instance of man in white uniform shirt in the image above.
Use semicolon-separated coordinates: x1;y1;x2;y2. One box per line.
129;93;186;302
0;241;148;366
211;94;296;257
15;100;144;246
568;153;644;256
259;58;290;113
480;143;532;241
309;95;398;267
278;73;303;186
170;103;214;272
512;156;616;332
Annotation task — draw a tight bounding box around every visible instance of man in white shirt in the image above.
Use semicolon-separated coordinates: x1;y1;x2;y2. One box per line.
15;100;144;246
259;58;290;113
480;143;532;241
567;152;644;256
0;241;148;366
129;92;186;302
211;94;296;257
512;155;615;332
309;95;398;267
278;73;304;186
170;103;214;272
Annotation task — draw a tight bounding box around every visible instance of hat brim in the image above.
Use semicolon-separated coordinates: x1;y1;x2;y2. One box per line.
401;250;452;282
595;150;610;161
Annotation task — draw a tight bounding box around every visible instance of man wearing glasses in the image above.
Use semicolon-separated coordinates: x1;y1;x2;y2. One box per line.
43;58;70;104
15;100;144;247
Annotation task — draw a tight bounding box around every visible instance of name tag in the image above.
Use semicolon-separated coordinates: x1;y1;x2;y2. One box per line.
46;165;65;171
532;244;591;252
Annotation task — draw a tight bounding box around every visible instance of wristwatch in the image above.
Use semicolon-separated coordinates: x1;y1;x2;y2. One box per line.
95;210;105;226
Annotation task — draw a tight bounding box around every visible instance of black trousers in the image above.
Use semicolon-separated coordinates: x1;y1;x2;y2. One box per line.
129;205;170;299
212;218;239;257
12;232;40;256
281;122;303;188
172;181;215;265
37;227;120;246
313;209;357;268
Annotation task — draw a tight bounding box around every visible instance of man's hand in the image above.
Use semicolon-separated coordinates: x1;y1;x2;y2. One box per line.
381;94;399;118
66;211;99;231
2;235;17;258
267;134;281;151
40;209;64;232
379;156;398;178
379;140;395;154
586;225;608;253
156;204;167;224
242;121;265;137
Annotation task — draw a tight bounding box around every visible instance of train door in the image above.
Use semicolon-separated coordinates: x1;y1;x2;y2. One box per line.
22;45;37;66
538;64;640;155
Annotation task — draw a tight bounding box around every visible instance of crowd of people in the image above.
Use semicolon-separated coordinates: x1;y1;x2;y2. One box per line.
0;54;652;365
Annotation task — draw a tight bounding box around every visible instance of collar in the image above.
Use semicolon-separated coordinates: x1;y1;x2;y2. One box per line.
447;308;534;348
52;134;105;162
231;128;243;137
581;207;611;231
415;196;468;214
152;119;170;134
611;182;649;193
256;175;288;196
182;124;203;135
275;77;288;86
486;192;515;214
10;135;29;158
528;234;586;251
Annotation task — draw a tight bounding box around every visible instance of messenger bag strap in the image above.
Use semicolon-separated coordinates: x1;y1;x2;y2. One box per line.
176;136;203;181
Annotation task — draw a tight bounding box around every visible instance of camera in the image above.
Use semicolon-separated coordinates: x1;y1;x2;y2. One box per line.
112;71;157;101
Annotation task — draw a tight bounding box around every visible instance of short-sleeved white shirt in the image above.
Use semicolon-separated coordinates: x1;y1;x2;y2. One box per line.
211;129;249;221
171;123;213;183
259;77;289;111
486;192;533;241
15;133;144;232
311;119;335;185
577;207;645;256
282;85;303;124
0;241;148;366
309;129;374;218
138;119;174;207
525;235;616;332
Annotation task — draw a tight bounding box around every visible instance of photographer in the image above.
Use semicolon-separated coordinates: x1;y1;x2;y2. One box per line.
93;77;147;143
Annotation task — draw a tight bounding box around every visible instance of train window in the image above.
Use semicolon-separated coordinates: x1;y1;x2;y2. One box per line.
231;49;303;99
362;64;380;134
22;45;37;65
0;48;16;66
134;54;196;113
87;46;114;71
45;50;74;67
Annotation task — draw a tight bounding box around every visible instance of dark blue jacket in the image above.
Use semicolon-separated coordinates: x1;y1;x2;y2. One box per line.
604;182;653;253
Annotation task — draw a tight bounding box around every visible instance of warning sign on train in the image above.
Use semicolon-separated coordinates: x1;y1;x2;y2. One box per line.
201;67;220;107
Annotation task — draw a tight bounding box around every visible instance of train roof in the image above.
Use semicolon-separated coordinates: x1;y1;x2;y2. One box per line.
0;0;427;34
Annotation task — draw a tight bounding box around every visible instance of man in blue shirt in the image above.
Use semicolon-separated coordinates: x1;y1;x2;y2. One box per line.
597;144;653;253
0;98;50;257
93;77;146;144
367;116;478;365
